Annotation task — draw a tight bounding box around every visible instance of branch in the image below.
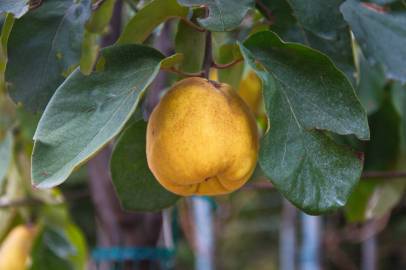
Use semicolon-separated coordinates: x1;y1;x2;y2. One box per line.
92;0;106;10
361;170;406;179
244;170;406;190
212;58;243;69
162;67;204;78
29;0;43;10
255;0;275;24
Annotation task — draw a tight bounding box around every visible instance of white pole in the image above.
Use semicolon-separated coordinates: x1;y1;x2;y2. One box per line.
300;213;322;270
361;233;377;270
280;199;297;270
192;197;215;270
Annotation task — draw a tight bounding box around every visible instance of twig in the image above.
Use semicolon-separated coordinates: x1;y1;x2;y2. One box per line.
0;197;46;208
29;0;43;10
244;181;274;190
92;0;107;10
162;67;204;78
212;58;243;69
255;0;275;24
243;170;406;191
361;170;406;179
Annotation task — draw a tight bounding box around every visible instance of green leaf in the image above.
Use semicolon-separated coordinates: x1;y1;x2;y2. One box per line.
341;0;406;83
160;53;184;69
117;0;189;45
345;180;376;222
0;131;13;188
0;0;29;18
286;0;354;79
32;45;164;188
364;92;400;171
258;0;305;42
287;0;346;39
175;19;206;73
30;224;87;270
178;0;254;31
240;31;369;213
0;13;14;93
367;180;406;219
80;0;116;75
111;120;179;211
6;0;91;112
356;52;386;115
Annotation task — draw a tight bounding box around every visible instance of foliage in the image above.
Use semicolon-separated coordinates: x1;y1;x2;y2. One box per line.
0;1;405;266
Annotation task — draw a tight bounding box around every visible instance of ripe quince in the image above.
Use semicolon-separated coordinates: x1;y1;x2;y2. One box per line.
146;77;259;196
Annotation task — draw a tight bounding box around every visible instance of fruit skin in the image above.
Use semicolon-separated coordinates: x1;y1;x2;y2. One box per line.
146;77;259;196
0;225;37;270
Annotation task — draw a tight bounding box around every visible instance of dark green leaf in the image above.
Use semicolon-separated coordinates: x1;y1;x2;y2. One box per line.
286;0;354;79
0;0;29;18
32;45;164;188
111;120;179;211
258;0;305;42
364;92;400;171
287;0;346;39
0;131;12;188
240;31;369;213
117;0;189;45
356;52;386;115
341;0;406;83
178;0;254;31
7;0;91;112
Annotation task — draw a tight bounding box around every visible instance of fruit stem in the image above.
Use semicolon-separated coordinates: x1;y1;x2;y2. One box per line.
202;30;212;79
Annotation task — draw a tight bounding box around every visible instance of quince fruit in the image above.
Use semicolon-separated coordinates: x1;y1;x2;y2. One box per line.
0;224;37;270
146;77;259;196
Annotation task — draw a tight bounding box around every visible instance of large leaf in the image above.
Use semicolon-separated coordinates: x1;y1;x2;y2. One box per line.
31;45;164;188
178;0;254;31
111;120;179;211
0;0;29;18
240;31;369;213
341;0;406;83
0;131;13;188
117;0;189;45
6;0;91;112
